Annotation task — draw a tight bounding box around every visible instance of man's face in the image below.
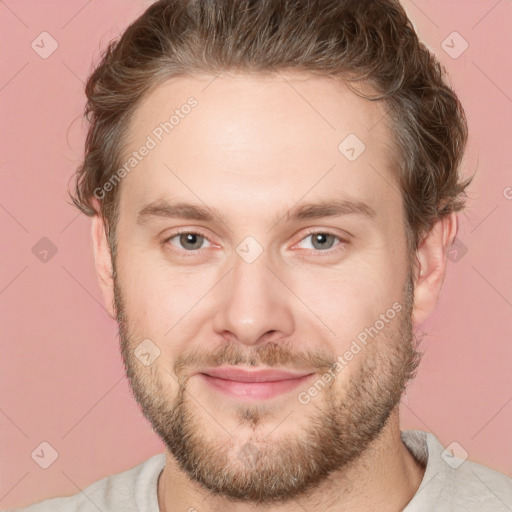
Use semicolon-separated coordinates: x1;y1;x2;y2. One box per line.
111;73;421;503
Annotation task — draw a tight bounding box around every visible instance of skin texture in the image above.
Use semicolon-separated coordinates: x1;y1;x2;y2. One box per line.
91;72;458;511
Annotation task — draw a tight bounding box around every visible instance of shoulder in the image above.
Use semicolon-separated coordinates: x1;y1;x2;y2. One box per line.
442;452;512;509
6;453;166;512
402;429;512;511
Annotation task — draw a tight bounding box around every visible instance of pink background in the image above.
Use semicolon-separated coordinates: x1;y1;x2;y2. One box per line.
1;0;511;508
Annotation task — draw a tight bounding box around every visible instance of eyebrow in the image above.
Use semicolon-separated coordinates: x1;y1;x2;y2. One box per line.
136;197;376;227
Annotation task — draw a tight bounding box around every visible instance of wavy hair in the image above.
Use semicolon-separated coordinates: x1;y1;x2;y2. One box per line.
69;0;473;261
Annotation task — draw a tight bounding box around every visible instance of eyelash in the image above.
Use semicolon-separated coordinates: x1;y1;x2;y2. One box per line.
162;229;347;257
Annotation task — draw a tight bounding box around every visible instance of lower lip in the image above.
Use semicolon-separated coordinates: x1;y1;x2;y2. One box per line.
199;373;315;400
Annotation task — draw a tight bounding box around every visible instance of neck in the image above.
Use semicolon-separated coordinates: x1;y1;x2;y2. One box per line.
158;409;425;512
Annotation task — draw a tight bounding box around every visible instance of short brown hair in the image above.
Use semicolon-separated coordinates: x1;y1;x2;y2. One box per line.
69;0;473;262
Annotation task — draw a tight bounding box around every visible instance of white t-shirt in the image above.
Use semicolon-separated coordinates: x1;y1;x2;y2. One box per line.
8;430;512;511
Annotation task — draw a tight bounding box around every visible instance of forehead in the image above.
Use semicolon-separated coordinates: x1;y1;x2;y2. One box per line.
118;72;400;225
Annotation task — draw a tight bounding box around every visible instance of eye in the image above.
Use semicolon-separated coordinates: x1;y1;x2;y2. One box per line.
164;231;214;252
163;229;347;256
295;231;345;253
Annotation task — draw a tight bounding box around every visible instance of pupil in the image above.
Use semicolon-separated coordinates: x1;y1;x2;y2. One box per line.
313;233;333;250
181;233;202;250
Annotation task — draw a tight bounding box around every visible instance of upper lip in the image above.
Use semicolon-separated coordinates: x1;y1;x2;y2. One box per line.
199;367;314;382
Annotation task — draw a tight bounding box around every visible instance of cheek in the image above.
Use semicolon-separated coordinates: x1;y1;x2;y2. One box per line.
286;253;407;371
288;262;386;331
115;247;221;360
115;251;178;331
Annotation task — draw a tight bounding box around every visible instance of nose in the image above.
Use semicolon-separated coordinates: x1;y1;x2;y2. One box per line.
212;250;295;347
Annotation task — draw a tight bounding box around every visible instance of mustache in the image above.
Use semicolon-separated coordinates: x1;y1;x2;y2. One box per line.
173;341;336;375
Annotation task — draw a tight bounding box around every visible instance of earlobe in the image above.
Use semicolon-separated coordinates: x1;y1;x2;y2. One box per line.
411;213;458;326
91;213;117;319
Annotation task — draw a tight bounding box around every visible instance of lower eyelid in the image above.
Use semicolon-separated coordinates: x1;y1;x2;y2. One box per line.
164;231;347;253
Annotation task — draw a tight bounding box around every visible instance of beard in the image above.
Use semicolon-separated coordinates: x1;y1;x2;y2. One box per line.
113;268;422;505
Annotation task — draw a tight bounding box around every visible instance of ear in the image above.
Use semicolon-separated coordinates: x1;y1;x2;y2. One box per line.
412;212;458;326
91;205;116;319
